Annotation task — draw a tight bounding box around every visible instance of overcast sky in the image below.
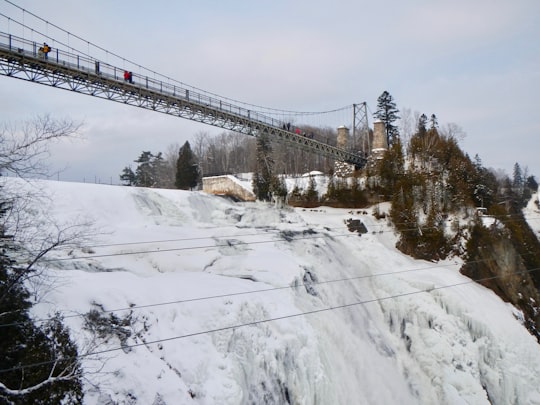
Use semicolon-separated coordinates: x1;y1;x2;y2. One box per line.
1;0;539;183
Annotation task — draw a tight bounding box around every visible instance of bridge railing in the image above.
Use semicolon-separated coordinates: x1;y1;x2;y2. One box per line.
0;31;292;132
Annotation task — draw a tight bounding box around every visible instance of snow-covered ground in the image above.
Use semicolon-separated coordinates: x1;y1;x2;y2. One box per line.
524;192;540;237
8;178;540;404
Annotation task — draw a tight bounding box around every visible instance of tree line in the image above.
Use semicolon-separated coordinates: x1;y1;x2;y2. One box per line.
119;127;342;191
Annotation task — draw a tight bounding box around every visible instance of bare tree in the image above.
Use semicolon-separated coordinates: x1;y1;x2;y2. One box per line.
399;107;416;149
439;122;466;143
163;143;181;188
0;115;81;177
191;131;211;175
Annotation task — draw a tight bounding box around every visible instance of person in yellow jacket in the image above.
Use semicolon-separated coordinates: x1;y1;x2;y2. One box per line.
41;42;50;59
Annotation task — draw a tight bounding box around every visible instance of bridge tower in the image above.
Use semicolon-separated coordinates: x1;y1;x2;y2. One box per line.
335;126;354;176
352;102;370;155
364;120;388;171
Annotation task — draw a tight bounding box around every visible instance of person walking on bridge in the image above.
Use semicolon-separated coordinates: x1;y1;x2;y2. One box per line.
42;42;50;59
39;42;50;59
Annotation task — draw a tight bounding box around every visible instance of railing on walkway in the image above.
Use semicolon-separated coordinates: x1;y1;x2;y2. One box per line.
0;31;366;166
0;32;285;126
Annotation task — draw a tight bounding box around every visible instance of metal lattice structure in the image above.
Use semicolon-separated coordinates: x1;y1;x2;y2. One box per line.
0;32;367;167
353;102;370;155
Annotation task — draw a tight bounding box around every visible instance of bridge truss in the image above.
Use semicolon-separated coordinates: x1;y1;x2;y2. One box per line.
0;32;367;167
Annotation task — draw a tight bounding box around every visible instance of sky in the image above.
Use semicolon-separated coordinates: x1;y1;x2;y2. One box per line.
8;176;540;403
0;0;539;183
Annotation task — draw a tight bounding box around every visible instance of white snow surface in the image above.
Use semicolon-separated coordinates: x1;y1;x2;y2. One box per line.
524;191;540;238
8;178;540;405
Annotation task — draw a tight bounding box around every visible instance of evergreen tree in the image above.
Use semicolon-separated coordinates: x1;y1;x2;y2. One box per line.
526;175;538;192
134;151;156;187
121;151;171;188
408;114;428;163
252;134;275;201
374;91;400;146
471;154;497;209
175;141;199;190
303;175;319;206
417;114;428;137
429;114;438;130
0;192;82;403
378;136;404;195
473;154;483;171
272;176;288;201
512;162;523;197
119;166;136;186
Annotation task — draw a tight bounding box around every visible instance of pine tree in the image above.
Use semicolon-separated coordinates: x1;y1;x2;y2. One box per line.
378;136;404;195
513;162;523;197
374;91;400;146
303;175;319;206
119;166;136;186
134;151;156;187
526;175;538;191
252;134;275;201
471;154;497;209
417;114;428;137
175;141;199;190
429;114;438;130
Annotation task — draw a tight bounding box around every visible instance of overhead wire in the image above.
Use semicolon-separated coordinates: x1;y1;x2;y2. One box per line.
0;206;535;330
20;212;540;262
2;264;540;375
0;261;459;329
2;239;538;330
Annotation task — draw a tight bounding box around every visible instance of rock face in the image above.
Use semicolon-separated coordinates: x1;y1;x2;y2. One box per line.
461;225;540;341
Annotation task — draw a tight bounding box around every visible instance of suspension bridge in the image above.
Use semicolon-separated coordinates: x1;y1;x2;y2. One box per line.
0;4;370;167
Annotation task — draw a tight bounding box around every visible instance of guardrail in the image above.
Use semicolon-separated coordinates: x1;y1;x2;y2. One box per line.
0;31;287;129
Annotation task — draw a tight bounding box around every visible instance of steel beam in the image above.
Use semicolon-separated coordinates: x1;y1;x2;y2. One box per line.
0;35;366;167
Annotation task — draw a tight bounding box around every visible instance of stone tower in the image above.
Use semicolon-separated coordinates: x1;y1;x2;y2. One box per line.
335;125;354;176
337;125;349;148
364;120;388;171
372;120;388;150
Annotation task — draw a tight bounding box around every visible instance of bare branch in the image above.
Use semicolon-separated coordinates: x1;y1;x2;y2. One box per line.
0;115;82;177
0;369;80;397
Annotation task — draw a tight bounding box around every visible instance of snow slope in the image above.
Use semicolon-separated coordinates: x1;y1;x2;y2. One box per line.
8;178;540;405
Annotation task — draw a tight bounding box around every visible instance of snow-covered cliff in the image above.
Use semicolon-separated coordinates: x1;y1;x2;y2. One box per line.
10;179;540;404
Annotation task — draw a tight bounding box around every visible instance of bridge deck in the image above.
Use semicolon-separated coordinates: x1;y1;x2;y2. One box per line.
0;32;366;167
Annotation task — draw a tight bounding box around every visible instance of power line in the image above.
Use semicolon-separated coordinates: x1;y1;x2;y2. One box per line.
2;264;540;375
39;232;350;262
72;213;540;251
3;248;538;330
30;214;540;263
0;260;460;329
26;225;435;262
